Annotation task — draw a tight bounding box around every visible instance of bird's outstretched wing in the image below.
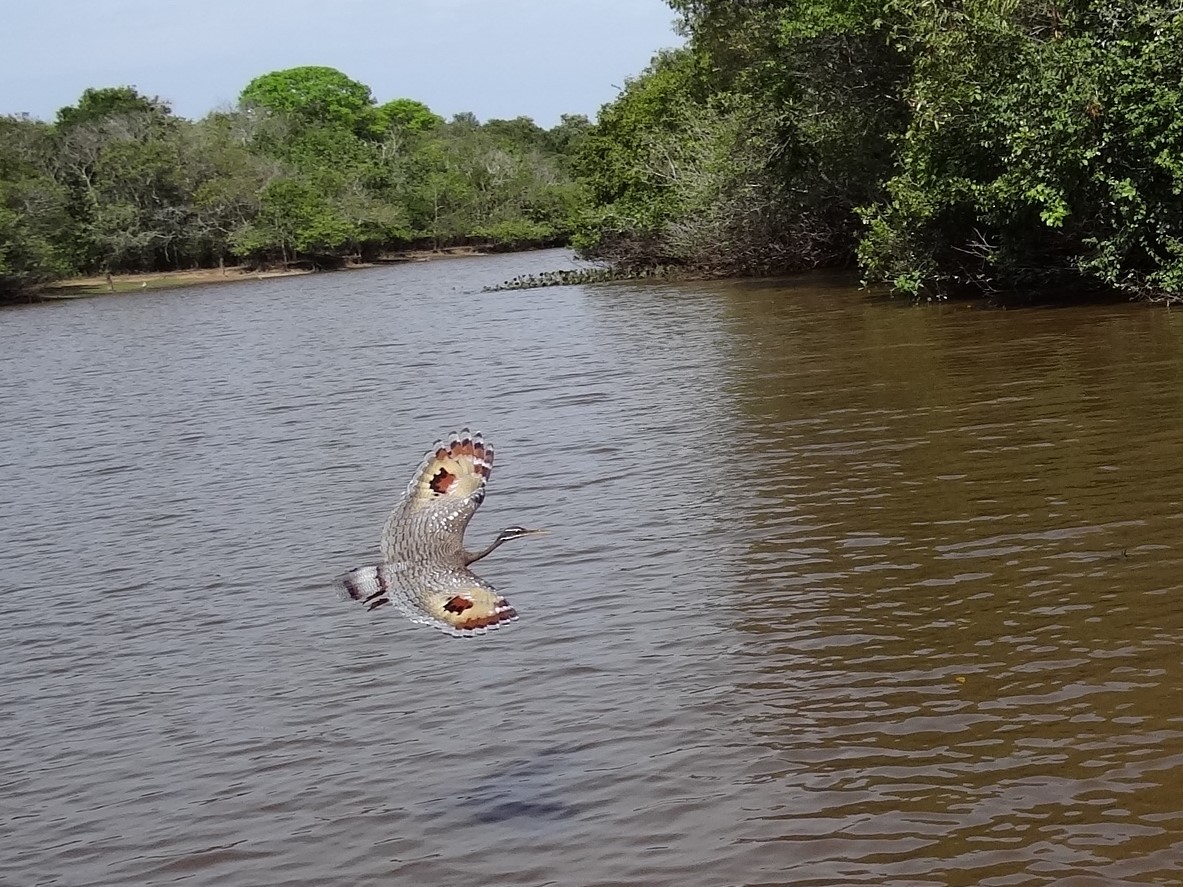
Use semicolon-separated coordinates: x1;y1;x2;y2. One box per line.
339;561;517;637
380;428;494;563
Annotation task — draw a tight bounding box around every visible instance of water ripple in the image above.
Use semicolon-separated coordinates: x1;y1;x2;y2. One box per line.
1;258;1181;885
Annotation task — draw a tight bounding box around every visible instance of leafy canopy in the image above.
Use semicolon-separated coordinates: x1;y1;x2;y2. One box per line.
240;66;376;132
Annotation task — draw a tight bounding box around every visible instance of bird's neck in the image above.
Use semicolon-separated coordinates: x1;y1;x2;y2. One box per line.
464;534;507;566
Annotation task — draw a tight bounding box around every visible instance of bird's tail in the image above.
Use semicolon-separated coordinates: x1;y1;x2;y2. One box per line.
338;563;400;612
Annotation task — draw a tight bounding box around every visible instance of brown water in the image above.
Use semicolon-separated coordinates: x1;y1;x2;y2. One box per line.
2;250;1181;886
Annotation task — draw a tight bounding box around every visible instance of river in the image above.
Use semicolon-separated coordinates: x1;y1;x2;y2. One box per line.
2;249;1181;886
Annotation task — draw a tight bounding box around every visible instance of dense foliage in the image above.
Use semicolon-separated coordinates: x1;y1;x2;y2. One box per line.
0;68;591;296
8;7;1183;303
578;0;1183;301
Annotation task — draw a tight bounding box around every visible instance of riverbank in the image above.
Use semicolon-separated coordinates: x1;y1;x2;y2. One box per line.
37;247;492;299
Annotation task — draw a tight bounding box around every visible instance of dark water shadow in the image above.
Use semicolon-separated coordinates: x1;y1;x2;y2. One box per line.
449;742;590;826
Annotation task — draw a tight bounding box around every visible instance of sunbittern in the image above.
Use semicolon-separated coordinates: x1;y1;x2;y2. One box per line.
338;429;545;636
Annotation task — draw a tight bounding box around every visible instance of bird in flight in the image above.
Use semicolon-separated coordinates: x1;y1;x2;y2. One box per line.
338;429;546;636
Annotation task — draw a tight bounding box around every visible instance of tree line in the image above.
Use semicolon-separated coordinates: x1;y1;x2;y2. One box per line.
7;3;1183;303
575;0;1183;301
0;66;591;295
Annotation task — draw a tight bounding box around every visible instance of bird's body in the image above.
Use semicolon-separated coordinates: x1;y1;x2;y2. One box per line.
339;428;543;637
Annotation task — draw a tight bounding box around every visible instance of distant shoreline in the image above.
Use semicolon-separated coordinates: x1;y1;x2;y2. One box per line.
37;246;498;299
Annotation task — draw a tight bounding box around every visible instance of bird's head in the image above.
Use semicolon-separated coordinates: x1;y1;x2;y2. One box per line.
498;526;548;542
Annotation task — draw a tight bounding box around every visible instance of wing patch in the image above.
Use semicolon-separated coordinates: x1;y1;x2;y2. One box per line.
438;591;517;634
405;429;494;505
444;595;473;613
430;468;457;494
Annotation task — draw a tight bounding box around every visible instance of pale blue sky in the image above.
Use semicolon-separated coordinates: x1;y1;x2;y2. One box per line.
2;0;682;126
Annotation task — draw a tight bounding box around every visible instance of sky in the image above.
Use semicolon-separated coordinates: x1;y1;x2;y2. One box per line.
1;0;683;127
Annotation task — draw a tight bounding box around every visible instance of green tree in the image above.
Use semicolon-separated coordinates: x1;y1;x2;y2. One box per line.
577;3;906;274
232;178;354;263
240;66;378;135
52;93;194;274
49;86;191;274
0;116;74;295
545;114;593;169
376;98;443;134
185;110;282;267
483;116;547;151
56;86;171;130
577;0;1183;300
2;69;592;289
859;1;1183;300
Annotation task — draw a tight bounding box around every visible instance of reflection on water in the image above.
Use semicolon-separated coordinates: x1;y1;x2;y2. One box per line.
706;279;1183;884
1;254;1181;885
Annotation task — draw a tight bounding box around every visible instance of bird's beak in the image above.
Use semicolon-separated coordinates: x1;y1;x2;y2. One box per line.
522;528;549;536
